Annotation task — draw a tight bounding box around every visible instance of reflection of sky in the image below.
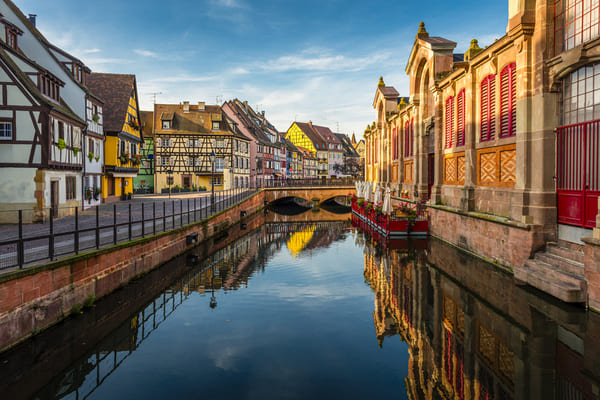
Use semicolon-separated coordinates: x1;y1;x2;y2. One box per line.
85;231;410;400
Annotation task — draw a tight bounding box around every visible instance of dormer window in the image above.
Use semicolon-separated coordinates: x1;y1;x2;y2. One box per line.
162;120;171;129
40;73;60;102
4;24;22;50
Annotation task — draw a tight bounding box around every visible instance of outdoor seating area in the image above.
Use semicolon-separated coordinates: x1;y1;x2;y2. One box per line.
351;181;429;237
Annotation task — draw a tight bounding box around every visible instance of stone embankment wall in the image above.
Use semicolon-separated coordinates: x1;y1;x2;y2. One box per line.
0;192;265;352
428;205;546;269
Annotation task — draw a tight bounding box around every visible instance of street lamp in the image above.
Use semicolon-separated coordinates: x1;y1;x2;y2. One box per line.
209;150;216;212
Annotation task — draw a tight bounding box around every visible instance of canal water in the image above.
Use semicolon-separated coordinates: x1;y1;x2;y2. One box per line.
1;210;599;399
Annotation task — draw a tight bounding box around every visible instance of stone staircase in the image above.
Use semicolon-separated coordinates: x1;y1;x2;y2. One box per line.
514;241;587;303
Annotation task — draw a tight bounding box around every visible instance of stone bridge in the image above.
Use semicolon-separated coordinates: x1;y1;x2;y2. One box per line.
263;186;355;208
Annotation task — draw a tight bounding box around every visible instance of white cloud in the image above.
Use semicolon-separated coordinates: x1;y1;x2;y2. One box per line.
82;48;101;54
134;49;159;58
209;0;244;8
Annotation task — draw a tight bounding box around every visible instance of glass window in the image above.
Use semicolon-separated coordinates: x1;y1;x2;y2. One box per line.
562;62;600;124
0;122;12;140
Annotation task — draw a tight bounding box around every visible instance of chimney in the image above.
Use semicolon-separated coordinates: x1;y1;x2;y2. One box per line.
261;111;265;117
309;120;312;126
28;14;36;27
197;101;205;111
183;101;190;113
243;101;248;108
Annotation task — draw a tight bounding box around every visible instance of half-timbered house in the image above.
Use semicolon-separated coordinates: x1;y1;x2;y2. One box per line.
87;73;142;202
0;2;92;222
153;102;250;192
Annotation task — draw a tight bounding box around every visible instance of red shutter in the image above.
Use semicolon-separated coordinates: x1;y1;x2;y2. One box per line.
405;121;409;157
457;90;465;146
445;97;454;148
481;75;496;141
500;63;516;137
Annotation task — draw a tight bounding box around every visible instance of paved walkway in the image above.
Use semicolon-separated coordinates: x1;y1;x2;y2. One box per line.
0;189;257;272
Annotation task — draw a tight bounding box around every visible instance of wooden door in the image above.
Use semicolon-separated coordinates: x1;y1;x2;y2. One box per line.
50;180;59;218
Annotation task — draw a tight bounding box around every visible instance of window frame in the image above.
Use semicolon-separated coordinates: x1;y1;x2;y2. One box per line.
500;63;517;138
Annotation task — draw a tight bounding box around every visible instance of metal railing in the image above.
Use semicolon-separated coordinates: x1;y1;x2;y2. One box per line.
0;188;258;272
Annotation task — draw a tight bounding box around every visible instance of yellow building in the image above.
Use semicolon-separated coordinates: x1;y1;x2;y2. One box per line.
285;121;329;178
88;73;142;201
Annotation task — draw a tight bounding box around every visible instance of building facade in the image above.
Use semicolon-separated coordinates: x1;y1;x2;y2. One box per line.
153;102;250;192
134;110;154;193
365;1;600;309
87;73;142;202
0;2;90;221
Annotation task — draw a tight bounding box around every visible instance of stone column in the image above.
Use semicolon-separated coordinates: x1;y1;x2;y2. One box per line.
583;201;600;311
430;91;444;204
461;68;477;211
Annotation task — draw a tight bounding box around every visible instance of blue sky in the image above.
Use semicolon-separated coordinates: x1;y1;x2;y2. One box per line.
15;0;508;138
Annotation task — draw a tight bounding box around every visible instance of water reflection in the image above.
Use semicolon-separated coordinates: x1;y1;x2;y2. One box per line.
0;213;351;400
362;232;600;400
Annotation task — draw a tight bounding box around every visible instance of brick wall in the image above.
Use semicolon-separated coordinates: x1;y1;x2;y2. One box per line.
429;206;546;269
0;191;265;352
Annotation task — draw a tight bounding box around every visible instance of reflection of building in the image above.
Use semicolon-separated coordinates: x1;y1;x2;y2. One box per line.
363;236;600;400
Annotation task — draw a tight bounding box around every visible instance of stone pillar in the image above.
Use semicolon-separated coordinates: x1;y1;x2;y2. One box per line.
510;1;557;237
430;91;444;204
461;68;477;211
594;197;600;240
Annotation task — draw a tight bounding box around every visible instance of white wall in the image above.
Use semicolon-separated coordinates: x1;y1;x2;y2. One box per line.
0;167;36;203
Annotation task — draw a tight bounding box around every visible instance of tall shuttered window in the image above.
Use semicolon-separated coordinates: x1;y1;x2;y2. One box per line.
481;75;496;142
457;90;465;146
445;96;454;148
392;128;398;159
500;63;517;138
404;119;414;157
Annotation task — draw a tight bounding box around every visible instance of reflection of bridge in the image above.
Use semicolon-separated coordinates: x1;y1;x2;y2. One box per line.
266;208;350;223
264;186;355;206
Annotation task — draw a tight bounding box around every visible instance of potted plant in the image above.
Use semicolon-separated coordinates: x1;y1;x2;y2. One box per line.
120;151;129;164
88;151;94;162
131;154;142;166
85;187;93;203
93;186;100;200
73;147;80;157
92;113;100;123
57;138;66;150
95;156;100;162
128;119;139;130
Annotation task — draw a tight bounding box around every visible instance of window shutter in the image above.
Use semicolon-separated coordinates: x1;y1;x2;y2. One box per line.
185;139;189;147
170;156;175;165
155;138;160;148
457;90;465;146
169;138;174;147
445;97;454;149
185;157;189;166
500;63;516;138
156;155;161;165
481;75;496;141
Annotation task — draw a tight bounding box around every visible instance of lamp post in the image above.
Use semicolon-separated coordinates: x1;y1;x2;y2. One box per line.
210;150;216;212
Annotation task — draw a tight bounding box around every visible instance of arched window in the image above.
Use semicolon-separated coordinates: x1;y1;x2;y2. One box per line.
445;96;454;148
500;63;517;138
481;75;496;142
457;89;466;146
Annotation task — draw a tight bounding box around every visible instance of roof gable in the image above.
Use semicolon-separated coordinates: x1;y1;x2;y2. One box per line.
87;73;137;132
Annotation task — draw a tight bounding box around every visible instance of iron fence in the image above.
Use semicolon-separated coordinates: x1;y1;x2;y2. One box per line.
0;188;258;272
